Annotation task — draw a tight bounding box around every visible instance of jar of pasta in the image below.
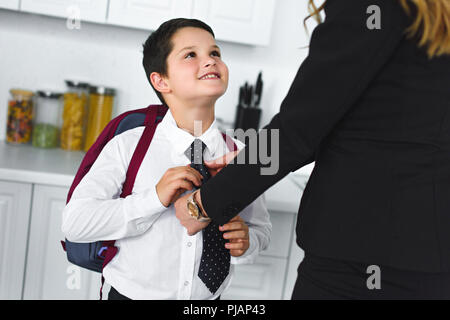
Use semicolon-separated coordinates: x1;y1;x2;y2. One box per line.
6;89;34;144
32;91;63;148
61;80;89;151
84;86;115;152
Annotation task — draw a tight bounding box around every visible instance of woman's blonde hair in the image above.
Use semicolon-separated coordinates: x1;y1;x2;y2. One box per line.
305;0;450;58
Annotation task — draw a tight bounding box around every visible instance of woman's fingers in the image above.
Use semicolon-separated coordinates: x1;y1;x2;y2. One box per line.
204;150;240;169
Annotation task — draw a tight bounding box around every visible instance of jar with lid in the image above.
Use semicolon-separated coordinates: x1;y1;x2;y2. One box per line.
6;89;34;144
61;80;89;151
84;86;116;152
32;91;63;148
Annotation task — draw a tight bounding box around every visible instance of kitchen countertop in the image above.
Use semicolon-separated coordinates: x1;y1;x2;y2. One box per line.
0;141;85;187
0;140;312;212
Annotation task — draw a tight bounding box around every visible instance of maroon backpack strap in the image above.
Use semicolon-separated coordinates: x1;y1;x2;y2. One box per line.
120;107;160;197
66;105;162;204
99;105;167;299
100;239;118;300
221;132;238;152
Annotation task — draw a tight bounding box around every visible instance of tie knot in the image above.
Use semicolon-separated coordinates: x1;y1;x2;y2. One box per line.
185;139;207;164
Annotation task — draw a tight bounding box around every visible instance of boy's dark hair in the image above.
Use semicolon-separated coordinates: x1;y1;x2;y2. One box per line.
142;18;215;106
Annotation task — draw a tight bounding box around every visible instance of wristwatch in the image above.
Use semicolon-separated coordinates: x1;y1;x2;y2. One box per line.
187;190;211;222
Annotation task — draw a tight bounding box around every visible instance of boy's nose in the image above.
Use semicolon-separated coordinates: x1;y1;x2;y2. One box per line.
203;58;216;68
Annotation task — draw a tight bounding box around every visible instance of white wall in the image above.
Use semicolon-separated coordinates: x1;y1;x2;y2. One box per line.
0;1;317;141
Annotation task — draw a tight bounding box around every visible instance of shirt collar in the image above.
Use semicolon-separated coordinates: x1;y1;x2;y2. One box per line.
158;108;222;160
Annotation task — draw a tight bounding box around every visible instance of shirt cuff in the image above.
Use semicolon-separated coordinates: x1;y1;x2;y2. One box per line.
124;184;167;231
142;184;167;216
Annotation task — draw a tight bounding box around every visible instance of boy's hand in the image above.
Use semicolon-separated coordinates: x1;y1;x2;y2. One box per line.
156;165;203;207
220;215;250;257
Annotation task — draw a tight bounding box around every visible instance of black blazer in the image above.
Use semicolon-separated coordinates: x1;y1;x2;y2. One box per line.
201;0;450;273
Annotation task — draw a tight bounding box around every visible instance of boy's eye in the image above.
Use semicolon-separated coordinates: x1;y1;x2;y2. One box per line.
211;50;221;57
185;52;196;59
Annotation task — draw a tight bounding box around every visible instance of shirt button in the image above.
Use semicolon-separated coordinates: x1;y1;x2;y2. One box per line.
187;242;192;247
184;281;189;286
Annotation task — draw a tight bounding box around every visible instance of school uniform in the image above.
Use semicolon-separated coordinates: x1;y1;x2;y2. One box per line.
62;109;271;300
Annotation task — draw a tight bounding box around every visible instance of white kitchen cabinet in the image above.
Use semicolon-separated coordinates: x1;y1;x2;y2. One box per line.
192;0;276;46
222;256;287;300
107;0;275;46
107;0;194;31
223;210;297;300
23;184;101;300
0;180;32;300
5;0;276;46
261;210;296;259
20;0;108;24
0;0;19;10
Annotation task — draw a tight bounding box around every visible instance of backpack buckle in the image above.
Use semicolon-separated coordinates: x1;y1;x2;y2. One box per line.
97;246;108;258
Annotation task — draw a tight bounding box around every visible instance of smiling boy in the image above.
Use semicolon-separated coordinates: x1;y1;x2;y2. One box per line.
62;18;271;300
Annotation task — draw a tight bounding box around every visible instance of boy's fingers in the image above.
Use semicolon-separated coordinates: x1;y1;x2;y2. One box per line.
223;230;247;240
177;165;203;180
187;166;204;180
220;221;245;232
175;170;202;187
183;166;203;181
175;180;194;193
225;241;248;250
220;216;246;231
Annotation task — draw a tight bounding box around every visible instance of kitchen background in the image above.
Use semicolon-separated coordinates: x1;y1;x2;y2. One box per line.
0;0;320;300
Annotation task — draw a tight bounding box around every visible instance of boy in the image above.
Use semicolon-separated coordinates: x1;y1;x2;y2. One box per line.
62;18;271;300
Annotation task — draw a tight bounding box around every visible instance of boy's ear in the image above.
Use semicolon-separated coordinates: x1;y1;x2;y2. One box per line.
150;72;171;94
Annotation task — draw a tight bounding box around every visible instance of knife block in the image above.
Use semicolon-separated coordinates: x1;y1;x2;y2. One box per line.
233;105;261;131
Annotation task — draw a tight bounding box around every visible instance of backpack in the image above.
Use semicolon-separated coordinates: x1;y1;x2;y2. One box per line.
60;104;237;299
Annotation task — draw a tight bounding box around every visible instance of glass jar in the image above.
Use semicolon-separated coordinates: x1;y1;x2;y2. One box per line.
6;89;34;144
84;86;116;152
32;91;63;148
61;80;89;151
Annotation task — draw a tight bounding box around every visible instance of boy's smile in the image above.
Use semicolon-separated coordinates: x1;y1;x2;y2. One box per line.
198;72;221;80
163;27;229;104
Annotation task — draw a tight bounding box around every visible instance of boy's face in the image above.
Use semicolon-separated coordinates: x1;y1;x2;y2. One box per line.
162;27;229;104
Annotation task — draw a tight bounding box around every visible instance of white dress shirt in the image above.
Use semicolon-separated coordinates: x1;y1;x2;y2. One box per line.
62;109;271;300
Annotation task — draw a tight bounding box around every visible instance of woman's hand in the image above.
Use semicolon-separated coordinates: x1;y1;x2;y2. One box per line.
220;215;250;257
204;150;240;177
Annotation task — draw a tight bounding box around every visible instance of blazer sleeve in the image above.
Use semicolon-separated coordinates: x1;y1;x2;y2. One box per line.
201;0;410;225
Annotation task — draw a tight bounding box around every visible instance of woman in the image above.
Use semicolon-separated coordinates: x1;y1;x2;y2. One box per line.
175;0;450;299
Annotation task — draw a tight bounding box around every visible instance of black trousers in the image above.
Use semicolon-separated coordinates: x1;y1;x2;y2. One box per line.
108;286;131;300
108;286;221;300
292;253;450;300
